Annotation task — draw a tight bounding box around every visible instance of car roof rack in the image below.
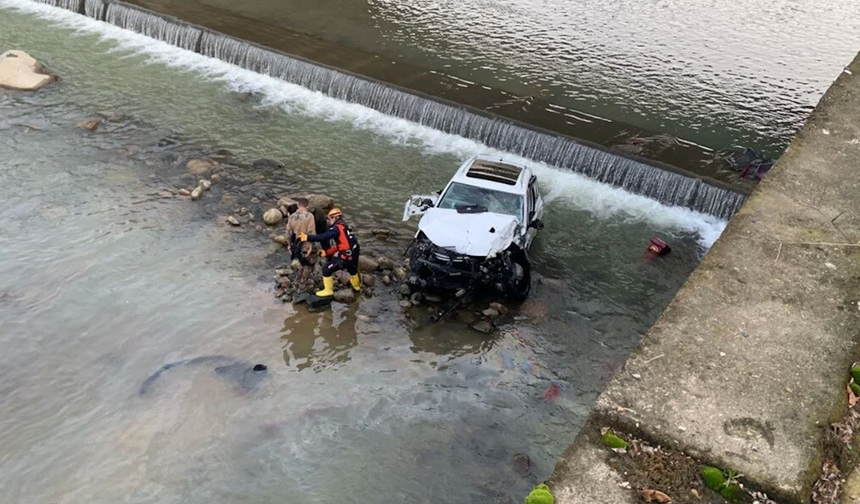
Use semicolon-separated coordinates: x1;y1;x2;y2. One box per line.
465;160;523;185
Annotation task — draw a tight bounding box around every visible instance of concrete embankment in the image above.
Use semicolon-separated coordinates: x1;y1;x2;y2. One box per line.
548;51;860;504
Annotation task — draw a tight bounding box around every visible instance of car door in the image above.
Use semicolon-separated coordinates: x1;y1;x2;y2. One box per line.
524;178;542;249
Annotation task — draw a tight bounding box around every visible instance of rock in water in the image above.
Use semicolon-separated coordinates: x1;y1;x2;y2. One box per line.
186;159;215;175
393;267;408;281
358;256;379;272
489;302;508;315
177;188;191;196
333;290;355;303
199;179;212;191
277;196;297;208
471;321;495;334
0;51;55;91
190;186;202;200
382;275;392;286
363;275;376;287
252;158;285;169
210;173;221;182
376;256;394;271
307;194;334;212
77;119;101;132
263;208;283;226
227;215;240;226
372;228;391;240
272;235;290;245
482;308;500;318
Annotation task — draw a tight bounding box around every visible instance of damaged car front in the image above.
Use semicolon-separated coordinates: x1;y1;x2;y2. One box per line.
402;156;543;300
405;207;532;298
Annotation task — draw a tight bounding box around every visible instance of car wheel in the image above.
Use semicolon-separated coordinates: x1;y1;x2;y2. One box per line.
506;254;531;301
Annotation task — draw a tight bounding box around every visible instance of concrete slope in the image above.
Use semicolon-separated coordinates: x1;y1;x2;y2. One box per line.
550;50;860;504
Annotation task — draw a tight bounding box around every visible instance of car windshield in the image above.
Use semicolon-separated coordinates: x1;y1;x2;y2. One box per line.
437;182;524;222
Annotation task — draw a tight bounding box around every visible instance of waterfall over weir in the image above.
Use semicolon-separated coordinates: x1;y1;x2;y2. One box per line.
31;0;747;220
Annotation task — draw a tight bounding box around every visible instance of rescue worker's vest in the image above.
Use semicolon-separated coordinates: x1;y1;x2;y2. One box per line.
331;220;359;257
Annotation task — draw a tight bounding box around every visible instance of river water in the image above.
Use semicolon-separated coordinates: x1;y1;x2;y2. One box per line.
166;0;860;155
1;2;727;503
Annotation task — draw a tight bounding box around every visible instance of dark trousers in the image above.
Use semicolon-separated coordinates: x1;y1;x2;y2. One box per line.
322;247;360;278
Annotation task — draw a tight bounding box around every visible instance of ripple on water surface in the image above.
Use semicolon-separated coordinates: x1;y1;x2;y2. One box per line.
1;4;721;504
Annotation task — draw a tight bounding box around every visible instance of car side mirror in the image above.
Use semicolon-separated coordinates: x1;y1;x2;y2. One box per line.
529;218;544;230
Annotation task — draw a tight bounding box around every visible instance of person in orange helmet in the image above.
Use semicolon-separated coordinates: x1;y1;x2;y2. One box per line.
298;207;361;297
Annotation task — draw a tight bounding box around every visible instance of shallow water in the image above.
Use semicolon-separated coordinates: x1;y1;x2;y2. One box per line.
168;0;860;156
1;4;722;503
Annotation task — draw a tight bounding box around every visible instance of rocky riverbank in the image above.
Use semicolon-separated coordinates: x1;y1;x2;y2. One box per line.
65;108;552;333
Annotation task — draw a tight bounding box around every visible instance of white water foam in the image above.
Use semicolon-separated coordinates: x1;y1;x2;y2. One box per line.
0;0;727;247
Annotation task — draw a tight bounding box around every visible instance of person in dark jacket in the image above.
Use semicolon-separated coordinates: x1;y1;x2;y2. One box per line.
299;207;361;297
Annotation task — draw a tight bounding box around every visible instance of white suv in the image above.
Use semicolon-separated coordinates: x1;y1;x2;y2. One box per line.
402;155;544;300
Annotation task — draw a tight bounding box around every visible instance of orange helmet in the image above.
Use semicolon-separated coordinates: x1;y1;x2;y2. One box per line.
327;207;343;220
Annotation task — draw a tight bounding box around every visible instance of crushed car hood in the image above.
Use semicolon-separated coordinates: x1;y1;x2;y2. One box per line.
417;208;520;257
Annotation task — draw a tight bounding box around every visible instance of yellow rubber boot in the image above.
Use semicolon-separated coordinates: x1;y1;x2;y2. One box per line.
316;276;335;297
349;274;362;292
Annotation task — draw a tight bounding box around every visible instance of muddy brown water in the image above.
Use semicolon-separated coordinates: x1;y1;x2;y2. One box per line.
0;4;727;503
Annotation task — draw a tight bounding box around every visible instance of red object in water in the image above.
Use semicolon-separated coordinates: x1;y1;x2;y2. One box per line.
647;237;671;256
543;383;561;401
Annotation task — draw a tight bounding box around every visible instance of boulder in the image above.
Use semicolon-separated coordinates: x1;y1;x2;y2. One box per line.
210;173;221;183
277;196;297;209
226;215;240;226
471;321;495;334
272;235;290;246
263;208;283;226
489;302;509;316
0;51;55;91
393;267;408;281
335;270;351;287
186;159;215;175
410;292;423;306
519;300;549;319
77;119;101;132
190;186;202;200
199;179;212;191
252;158;285;169
177;188;191;197
358;256;379;272
399;300;412;309
482;308;500;318
398;284;411;296
372;228;391;240
333;289;355;303
538;277;565;292
306;194;334;212
382;275;392;286
376;256;394;271
363;275;376;288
